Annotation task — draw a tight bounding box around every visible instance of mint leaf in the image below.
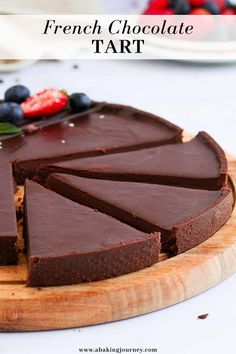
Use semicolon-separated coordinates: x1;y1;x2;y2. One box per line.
0;123;22;135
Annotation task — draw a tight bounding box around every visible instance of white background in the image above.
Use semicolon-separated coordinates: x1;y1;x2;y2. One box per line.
0;60;236;354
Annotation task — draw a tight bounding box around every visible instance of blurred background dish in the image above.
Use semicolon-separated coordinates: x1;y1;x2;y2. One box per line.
0;60;36;72
100;0;147;14
0;0;103;14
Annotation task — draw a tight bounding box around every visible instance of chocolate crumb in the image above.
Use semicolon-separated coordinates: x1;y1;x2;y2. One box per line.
12;293;15;296
37;287;42;291
24;124;39;134
198;313;209;320
96;147;106;153
16;209;24;220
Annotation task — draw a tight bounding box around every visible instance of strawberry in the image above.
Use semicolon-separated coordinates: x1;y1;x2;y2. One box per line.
189;0;205;6
149;0;169;10
143;0;169;13
221;7;235;14
162;8;175;13
190;7;210;13
215;0;227;11
21;88;68;118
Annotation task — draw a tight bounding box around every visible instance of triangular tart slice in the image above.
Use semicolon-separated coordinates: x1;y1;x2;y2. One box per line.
0;162;18;264
2;103;182;184
40;132;227;190
24;180;160;287
47;174;233;255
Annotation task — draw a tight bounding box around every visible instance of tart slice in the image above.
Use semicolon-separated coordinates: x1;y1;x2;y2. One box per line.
0;103;182;184
24;180;160;287
47;174;233;255
41;132;227;190
0;162;18;264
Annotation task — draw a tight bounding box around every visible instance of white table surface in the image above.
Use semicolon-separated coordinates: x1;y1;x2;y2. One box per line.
0;60;236;354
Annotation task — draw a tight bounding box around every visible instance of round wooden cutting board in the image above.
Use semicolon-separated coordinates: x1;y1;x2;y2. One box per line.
0;137;235;332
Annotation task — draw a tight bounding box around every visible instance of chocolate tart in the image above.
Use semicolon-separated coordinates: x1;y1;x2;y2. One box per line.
0;103;182;185
41;132;227;190
0;97;232;286
0;162;18;264
24;180;160;287
0;103;181;266
47;174;234;255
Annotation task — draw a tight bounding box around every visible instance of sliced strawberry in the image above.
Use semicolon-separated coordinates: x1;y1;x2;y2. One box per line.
21;88;68;118
190;8;210;14
189;0;205;6
149;0;169;10
143;0;169;14
221;8;235;14
162;8;175;14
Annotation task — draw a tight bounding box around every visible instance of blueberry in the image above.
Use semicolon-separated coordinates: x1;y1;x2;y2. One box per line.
169;0;176;8
70;93;92;113
174;0;191;14
0;102;24;126
204;1;220;14
4;85;30;104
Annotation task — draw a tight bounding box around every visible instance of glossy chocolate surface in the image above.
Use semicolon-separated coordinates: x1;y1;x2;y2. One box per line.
47;174;225;229
47;174;233;255
25;180;160;286
44;132;227;190
0;103;182;176
0;102;181;267
0;162;18;264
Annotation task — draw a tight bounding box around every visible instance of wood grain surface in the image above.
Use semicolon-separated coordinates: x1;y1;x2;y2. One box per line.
0;133;235;332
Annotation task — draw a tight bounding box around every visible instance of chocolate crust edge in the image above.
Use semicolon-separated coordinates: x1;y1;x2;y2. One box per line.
173;188;234;254
103;102;183;138
27;233;160;287
0;236;18;265
197;132;228;188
